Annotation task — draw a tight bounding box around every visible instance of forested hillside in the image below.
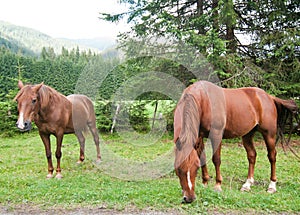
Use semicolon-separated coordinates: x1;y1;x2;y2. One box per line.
0;33;36;56
0;21;102;55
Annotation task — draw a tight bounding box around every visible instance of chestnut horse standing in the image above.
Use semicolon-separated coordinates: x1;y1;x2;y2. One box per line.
14;81;101;179
174;81;298;203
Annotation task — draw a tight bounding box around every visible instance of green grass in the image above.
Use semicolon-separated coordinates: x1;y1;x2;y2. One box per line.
0;132;299;214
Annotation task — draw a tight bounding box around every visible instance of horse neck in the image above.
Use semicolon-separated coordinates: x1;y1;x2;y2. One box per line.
37;87;69;119
179;94;200;148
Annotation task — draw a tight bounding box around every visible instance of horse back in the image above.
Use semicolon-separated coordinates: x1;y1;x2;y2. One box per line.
67;94;96;131
223;87;277;138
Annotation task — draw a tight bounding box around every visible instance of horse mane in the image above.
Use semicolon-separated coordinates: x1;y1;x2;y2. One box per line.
179;94;200;146
14;88;24;101
175;93;200;168
38;85;64;110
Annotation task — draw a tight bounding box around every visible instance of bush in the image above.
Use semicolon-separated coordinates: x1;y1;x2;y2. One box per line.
112;101;150;133
128;101;150;133
0;101;18;137
94;101;113;132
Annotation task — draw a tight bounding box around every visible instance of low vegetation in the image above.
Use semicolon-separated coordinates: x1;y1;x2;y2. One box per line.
0;133;299;214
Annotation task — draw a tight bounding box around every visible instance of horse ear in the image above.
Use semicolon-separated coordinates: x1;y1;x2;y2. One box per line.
33;82;44;93
18;80;24;89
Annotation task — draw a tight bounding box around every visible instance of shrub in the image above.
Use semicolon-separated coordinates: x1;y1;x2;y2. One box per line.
94;101;113;132
0;101;18;137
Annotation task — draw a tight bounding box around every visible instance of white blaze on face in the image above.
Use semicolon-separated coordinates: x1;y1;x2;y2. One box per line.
17;112;25;129
187;170;193;190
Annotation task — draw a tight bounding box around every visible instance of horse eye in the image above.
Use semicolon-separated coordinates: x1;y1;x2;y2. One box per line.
32;99;37;104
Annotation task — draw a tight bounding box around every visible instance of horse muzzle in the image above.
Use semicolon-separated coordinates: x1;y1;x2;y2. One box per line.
182;190;196;203
16;120;32;132
182;195;196;203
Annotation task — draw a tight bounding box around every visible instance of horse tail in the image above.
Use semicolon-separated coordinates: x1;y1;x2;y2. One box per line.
272;96;300;159
175;93;200;168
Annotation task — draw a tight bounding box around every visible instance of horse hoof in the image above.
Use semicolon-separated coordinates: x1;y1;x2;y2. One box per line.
46;174;53;179
56;173;63;179
76;160;83;164
240;186;251;192
214;185;222;192
95;159;101;164
267;188;276;194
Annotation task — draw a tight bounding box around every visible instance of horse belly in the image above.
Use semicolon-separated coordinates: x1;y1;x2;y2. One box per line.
223;108;258;139
223;125;255;139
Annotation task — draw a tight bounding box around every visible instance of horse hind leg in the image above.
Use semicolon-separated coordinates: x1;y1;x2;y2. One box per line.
262;132;277;193
87;120;101;162
75;131;86;164
241;131;256;192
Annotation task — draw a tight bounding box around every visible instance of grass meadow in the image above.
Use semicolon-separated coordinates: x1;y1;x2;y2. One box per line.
0;132;299;214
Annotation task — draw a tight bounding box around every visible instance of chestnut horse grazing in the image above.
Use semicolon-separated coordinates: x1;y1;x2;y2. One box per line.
14;80;101;179
174;81;298;203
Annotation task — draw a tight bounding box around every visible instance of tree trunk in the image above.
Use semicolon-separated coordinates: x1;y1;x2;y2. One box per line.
197;0;205;35
152;100;158;130
111;103;121;134
226;26;236;52
212;0;219;32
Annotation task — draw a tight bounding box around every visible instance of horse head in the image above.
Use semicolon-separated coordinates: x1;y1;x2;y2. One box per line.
175;139;200;203
14;80;43;131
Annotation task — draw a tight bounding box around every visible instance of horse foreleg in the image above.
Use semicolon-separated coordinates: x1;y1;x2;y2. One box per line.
212;141;223;192
263;133;277;193
40;132;53;179
76;131;85;164
55;134;64;179
195;137;210;186
241;133;256;192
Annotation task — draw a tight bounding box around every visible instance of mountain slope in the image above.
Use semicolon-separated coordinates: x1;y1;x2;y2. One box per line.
0;20;107;55
0;33;36;56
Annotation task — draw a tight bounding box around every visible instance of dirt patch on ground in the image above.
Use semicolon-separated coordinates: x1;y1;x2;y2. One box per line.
1;204;299;215
0;204;182;215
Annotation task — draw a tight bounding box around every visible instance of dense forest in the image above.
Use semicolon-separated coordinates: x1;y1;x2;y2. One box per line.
101;0;300;97
0;0;299;136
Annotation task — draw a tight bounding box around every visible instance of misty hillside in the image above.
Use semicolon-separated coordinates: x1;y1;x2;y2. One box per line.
72;37;116;51
0;21;115;55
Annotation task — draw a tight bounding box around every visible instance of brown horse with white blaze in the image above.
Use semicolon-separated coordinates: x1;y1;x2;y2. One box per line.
174;81;298;203
14;80;101;179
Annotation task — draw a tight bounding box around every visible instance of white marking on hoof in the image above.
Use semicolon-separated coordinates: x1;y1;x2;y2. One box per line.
46;173;53;179
267;181;276;193
187;171;192;190
241;178;254;192
214;184;222;192
55;173;63;179
240;186;251;192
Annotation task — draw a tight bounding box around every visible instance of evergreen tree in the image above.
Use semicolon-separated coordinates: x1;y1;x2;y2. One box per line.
100;0;300;97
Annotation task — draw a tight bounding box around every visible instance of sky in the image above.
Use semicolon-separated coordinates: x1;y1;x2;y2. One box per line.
0;0;130;40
